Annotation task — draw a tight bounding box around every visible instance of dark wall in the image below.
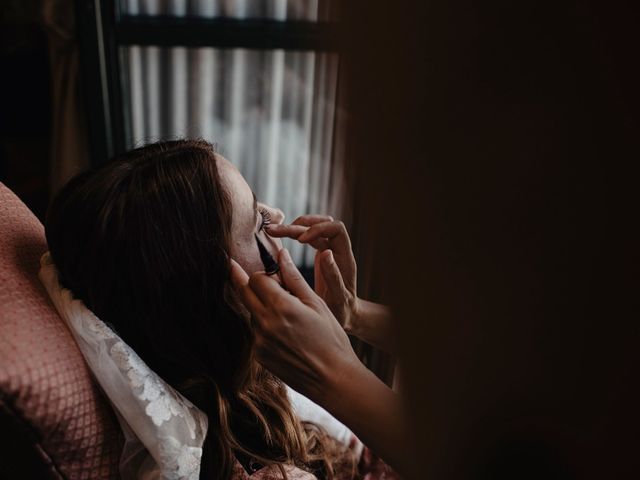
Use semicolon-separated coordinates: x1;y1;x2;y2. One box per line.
0;3;51;221
341;1;639;478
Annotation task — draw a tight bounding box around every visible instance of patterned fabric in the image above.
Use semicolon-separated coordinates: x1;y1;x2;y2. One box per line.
0;182;398;480
0;183;123;479
39;252;208;480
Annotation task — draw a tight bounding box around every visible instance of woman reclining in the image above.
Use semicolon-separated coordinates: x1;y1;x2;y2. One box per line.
45;139;397;480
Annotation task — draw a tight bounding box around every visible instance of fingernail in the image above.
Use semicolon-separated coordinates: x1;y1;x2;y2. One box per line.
324;250;334;264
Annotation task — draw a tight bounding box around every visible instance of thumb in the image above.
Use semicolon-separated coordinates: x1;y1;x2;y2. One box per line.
319;250;347;298
278;248;316;301
229;258;249;289
229;258;264;314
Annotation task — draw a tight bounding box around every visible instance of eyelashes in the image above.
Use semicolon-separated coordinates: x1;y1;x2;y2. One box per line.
258;207;272;231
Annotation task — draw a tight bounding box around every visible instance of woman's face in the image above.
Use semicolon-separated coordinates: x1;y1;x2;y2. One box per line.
217;155;285;274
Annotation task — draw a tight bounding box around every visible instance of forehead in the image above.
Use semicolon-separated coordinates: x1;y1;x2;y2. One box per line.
216;154;255;232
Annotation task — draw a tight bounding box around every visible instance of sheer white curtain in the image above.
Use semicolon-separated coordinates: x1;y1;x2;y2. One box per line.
120;0;339;265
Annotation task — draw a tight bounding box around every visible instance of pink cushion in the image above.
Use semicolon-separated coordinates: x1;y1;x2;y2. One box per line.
0;182;123;479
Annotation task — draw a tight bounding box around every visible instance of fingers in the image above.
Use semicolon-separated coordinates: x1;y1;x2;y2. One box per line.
242;270;300;327
264;214;337;238
297;221;351;250
277;248;317;302
291;214;334;226
247;272;288;307
229;259;266;317
264;223;308;239
265;217;347;256
231;251;320;321
305;237;331;251
229;258;249;287
319;250;347;299
267;223;331;250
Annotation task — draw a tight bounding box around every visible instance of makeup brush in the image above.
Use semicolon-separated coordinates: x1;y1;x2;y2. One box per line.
255;235;280;276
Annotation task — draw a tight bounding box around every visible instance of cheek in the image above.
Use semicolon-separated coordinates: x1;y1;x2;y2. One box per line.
257;229;283;261
230;233;283;275
231;239;263;275
263;233;283;254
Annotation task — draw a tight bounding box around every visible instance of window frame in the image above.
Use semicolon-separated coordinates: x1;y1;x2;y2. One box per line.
75;0;339;166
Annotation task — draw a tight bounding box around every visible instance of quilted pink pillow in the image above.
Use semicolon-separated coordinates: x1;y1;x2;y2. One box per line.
0;182;123;479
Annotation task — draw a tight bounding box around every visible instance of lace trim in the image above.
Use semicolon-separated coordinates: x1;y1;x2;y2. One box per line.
39;252;208;480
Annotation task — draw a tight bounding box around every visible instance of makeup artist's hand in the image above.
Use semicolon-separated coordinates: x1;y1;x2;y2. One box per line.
229;248;361;403
230;251;410;477
265;216;358;332
266;216;396;353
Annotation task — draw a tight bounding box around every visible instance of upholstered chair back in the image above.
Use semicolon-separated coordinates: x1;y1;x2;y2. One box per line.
0;182;123;479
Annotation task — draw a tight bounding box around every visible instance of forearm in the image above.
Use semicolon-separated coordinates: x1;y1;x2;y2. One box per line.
347;299;396;353
319;359;412;478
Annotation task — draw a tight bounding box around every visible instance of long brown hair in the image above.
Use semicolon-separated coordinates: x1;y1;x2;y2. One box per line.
45;140;357;479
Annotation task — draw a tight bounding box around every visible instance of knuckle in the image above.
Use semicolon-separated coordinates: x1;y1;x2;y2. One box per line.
248;273;264;289
256;317;274;337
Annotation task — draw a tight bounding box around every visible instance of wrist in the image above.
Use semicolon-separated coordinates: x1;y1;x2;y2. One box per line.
343;299;395;353
343;296;362;337
320;351;371;417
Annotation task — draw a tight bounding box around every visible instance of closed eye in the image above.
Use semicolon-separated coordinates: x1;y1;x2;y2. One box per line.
258;207;272;231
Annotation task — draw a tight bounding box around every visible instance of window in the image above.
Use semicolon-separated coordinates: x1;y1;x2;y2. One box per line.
77;0;392;383
77;0;340;265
